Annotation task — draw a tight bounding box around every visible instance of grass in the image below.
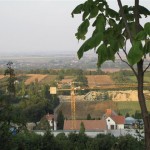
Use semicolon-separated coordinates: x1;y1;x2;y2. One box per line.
40;75;57;84
129;75;150;83
115;101;150;116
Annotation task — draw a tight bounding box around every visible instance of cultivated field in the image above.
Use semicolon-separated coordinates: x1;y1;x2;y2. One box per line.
86;75;114;88
25;74;48;85
40;75;57;84
0;75;5;80
116;101;150;115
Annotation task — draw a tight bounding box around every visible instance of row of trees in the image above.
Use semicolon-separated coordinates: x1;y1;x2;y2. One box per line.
0;130;144;150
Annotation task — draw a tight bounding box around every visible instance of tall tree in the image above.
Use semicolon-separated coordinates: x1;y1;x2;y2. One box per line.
79;122;85;135
72;0;150;149
57;111;64;130
4;62;16;96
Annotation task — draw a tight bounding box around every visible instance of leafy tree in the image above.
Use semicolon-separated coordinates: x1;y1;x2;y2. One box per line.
42;130;59;150
74;73;88;87
55;133;71;150
72;0;150;149
125;112;130;118
56;73;64;81
87;113;92;120
34;117;50;130
20;81;26;97
57;111;64;130
79;122;85;135
134;110;142;119
115;134;144;150
4;62;16;96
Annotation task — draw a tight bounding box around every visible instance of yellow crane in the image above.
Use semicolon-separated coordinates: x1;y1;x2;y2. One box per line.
50;82;79;129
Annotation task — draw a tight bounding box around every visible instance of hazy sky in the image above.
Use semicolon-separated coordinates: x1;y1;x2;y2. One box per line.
0;0;149;55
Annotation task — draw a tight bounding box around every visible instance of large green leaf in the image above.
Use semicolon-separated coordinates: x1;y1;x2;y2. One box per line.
82;0;93;20
75;19;90;40
71;4;83;17
89;5;99;19
135;30;147;40
144;22;150;35
77;32;103;59
92;14;106;32
107;46;116;61
127;41;144;65
144;40;150;54
82;11;90;21
107;8;119;19
117;35;125;48
109;38;119;53
139;5;150;17
98;3;105;12
109;18;116;27
97;44;108;67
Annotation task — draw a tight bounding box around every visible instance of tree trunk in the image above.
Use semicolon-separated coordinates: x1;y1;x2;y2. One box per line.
137;60;150;150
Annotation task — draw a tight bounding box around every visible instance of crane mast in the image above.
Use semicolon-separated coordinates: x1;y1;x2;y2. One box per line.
71;82;76;129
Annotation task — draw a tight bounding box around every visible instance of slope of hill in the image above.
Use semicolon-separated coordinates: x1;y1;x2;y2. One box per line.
55;101;150;119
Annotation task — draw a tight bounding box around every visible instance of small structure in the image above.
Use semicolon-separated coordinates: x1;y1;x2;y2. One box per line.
64;120;107;131
106;116;125;129
103;109;125;129
125;117;135;129
125;117;144;129
45;113;57;130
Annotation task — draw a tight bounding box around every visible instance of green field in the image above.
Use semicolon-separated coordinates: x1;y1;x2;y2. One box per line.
116;101;150;116
129;75;150;83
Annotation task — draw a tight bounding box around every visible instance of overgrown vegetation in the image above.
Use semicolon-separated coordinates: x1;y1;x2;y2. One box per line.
0;131;145;150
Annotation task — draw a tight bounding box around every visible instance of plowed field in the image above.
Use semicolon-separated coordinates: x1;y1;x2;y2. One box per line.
86;75;114;88
0;75;5;80
25;74;48;85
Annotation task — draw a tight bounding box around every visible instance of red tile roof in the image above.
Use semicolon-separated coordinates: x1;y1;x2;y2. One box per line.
111;116;125;124
64;120;107;131
105;109;117;117
102;109;118;119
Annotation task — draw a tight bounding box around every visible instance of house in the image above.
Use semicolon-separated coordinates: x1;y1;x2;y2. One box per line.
106;116;125;129
45;113;57;130
103;109;125;129
64;120;107;131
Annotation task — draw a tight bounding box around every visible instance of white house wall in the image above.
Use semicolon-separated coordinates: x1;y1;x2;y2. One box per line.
48;120;57;130
106;117;116;130
117;124;124;129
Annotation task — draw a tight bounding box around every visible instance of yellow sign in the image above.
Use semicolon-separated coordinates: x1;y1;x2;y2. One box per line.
50;87;57;94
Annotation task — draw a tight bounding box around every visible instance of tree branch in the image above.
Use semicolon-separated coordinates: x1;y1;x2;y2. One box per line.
120;39;128;58
117;0;133;43
117;52;138;77
143;63;150;74
135;0;140;33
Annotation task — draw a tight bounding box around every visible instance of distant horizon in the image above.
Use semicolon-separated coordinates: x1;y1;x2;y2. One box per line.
0;49;97;57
